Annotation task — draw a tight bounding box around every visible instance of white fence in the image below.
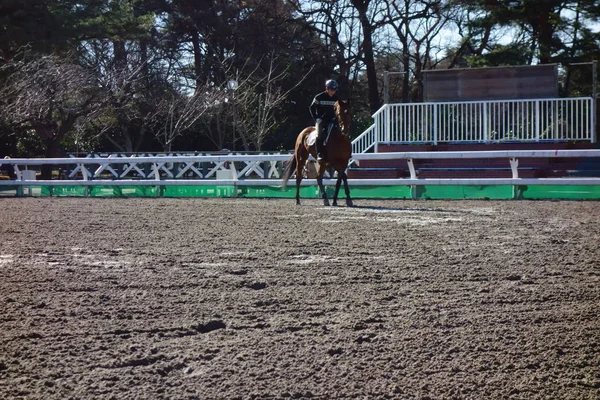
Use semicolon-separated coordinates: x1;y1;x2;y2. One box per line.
2;150;600;192
352;97;595;153
3;152;288;181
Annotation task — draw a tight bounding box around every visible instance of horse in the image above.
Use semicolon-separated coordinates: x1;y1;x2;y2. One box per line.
282;100;353;207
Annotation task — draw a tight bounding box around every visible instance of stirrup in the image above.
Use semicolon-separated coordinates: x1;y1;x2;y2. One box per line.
316;153;324;162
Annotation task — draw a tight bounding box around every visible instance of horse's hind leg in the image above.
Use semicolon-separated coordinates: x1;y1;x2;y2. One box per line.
295;156;306;205
295;177;302;205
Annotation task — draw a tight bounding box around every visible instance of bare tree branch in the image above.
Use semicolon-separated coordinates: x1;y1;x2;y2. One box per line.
230;55;312;150
0;53;102;177
152;85;226;152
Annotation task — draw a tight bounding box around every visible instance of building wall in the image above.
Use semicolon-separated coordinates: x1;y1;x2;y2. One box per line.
423;65;558;102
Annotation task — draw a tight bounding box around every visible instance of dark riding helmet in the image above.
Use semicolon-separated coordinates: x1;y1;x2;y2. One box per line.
325;79;338;90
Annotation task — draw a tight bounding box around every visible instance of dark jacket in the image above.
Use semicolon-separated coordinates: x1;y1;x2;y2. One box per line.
309;91;339;122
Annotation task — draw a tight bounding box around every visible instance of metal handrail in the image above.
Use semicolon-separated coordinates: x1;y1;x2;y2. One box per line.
352;97;595;154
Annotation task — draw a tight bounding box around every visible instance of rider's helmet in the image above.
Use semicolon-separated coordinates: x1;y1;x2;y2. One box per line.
325;79;338;90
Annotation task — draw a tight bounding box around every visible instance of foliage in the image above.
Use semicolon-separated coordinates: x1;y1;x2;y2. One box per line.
448;0;600;65
0;0;598;158
0;54;102;146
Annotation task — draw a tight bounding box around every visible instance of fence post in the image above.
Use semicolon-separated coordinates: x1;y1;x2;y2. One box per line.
483;103;488;143
592;60;597;143
374;124;379;153
433;104;438;145
384;104;390;143
535;100;540;142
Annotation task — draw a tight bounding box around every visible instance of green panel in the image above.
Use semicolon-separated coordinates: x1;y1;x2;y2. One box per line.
238;185;320;198
0;186;16;196
348;185;412;199
4;184;600;200
416;185;514;200
519;185;600;200
162;185;329;198
90;186;118;197
88;185;158;197
163;185;324;198
262;185;413;199
112;186;158;197
42;186;87;196
163;185;236;197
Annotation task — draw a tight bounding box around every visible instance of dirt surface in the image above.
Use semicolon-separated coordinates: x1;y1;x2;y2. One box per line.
1;197;599;399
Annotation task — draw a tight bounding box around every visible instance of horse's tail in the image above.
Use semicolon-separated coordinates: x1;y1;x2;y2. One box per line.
282;154;296;189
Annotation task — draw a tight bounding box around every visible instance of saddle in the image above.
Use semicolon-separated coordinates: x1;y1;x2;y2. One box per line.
307;121;336;147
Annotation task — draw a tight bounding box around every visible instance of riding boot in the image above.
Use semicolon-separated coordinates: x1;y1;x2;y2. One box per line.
316;137;325;162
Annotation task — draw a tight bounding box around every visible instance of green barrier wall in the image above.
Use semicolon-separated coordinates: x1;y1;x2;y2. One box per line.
413;185;515;200
517;185;600;200
2;184;600;200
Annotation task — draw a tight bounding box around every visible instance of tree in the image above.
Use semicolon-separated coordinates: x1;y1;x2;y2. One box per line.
232;56;311;150
0;54;102;177
383;0;451;102
83;57;158;153
0;0;75;65
1;0;598;159
449;0;600;66
152;85;225;152
76;0;167;153
288;0;362;96
349;0;389;112
160;0;325;150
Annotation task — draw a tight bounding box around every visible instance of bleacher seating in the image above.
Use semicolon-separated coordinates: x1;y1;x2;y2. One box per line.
348;142;600;179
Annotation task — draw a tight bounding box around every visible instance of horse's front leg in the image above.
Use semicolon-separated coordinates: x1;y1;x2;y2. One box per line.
316;175;330;206
316;162;330;206
332;175;342;206
342;171;353;207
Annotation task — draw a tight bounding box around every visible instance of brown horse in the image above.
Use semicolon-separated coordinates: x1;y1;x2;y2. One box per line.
282;100;353;207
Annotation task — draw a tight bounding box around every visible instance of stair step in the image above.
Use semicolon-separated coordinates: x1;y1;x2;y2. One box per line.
347;169;408;179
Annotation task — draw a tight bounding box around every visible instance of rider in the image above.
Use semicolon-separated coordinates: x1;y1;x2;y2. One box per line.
310;79;339;162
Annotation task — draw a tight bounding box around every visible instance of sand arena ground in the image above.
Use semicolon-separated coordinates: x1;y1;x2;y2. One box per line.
0;198;599;399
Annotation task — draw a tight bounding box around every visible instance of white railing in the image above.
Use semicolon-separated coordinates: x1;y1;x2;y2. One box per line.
2;150;599;191
351;124;378;154
352;97;595;153
18;152;288;181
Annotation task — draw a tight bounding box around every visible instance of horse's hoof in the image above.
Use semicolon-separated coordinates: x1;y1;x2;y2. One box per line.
346;199;354;207
323;200;330;206
332;200;338;206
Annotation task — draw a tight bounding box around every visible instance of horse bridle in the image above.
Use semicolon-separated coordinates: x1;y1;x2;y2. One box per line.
336;105;351;137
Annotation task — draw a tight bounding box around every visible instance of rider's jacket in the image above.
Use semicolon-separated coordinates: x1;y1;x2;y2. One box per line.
310;91;339;122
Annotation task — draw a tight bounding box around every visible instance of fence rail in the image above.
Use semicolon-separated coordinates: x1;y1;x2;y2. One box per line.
2;150;600;189
3;153;290;181
352;97;595;153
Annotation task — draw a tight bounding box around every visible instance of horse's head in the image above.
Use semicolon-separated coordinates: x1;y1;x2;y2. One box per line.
335;100;351;137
